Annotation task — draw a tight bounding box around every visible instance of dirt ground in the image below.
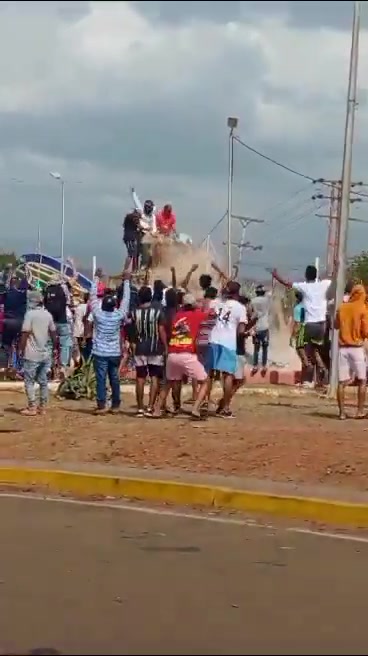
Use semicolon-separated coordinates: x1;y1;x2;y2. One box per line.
1;388;368;491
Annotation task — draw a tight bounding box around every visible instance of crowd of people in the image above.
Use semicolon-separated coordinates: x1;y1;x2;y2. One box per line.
276;264;368;419
2;187;366;421
0;253;275;418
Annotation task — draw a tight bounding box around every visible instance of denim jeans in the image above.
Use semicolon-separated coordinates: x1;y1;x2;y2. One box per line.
253;329;269;368
23;359;49;407
93;355;121;409
56;322;72;368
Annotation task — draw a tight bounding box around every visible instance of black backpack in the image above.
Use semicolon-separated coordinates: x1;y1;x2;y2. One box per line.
44;284;66;322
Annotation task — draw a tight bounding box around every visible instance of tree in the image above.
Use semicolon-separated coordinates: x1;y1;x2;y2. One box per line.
0;251;18;270
347;251;368;285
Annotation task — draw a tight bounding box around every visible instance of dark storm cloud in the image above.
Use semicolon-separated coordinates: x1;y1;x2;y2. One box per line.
132;0;361;32
0;30;266;179
0;0;89;21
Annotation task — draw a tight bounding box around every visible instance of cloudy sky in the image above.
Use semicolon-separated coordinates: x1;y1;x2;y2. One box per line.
0;0;368;277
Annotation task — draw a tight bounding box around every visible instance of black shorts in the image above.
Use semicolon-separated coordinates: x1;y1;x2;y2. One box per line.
124;238;138;258
135;355;164;379
2;317;23;347
304;321;326;346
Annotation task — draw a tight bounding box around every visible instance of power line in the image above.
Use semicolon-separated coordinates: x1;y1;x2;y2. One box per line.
199;182;314;246
233;135;317;183
233;135;368;199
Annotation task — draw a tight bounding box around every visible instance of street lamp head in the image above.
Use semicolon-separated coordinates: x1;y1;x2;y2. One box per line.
227;116;238;130
49;171;62;181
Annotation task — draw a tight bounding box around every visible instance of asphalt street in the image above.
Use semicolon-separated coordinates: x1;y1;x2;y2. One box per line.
0;496;367;655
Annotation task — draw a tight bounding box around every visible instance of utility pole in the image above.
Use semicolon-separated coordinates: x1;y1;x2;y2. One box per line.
327;182;340;278
226;117;238;277
314;178;364;277
329;0;360;396
233;215;264;269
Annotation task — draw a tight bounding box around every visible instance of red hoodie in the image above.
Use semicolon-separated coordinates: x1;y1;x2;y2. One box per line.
157;207;176;236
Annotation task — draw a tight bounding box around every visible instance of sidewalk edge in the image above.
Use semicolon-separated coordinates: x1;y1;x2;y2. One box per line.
0;466;367;526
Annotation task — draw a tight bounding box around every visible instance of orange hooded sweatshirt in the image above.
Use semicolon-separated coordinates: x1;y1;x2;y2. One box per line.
335;284;368;346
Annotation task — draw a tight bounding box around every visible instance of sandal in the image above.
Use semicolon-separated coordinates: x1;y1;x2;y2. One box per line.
20;407;38;417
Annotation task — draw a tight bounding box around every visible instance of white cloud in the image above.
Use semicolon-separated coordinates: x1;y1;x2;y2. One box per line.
0;0;367;272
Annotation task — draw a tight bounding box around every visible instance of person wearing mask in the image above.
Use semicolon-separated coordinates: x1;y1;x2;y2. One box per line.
156;204;176;237
131;188;157;268
18;290;57;416
91;268;130;415
272;265;333;389
207;281;247;418
131;286;167;416
335;284;368;420
251;283;272;376
131;188;157;234
123;210;142;271
152;293;209;420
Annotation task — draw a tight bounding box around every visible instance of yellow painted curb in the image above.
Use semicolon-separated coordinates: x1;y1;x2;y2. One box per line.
0;466;367;527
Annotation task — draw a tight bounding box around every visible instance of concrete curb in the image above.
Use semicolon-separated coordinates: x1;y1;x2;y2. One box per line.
0;466;367;527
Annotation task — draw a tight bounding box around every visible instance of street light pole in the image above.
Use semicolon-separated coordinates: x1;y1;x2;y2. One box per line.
50;171;65;274
61;179;65;273
226;117;238;277
329;0;360;395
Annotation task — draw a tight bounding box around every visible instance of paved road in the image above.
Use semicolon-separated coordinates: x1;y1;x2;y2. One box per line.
0;497;367;655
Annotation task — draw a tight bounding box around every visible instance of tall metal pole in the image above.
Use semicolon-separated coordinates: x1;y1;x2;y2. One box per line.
37;224;41;255
326;182;339;278
60;179;65;274
329;0;360;395
226;117;238;277
227;129;234;276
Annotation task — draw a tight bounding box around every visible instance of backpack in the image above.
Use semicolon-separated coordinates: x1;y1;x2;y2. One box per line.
44;284;66;323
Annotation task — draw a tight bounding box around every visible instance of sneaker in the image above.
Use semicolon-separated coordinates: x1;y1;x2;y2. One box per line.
218;409;236;419
136;409;145;417
144;407;153;417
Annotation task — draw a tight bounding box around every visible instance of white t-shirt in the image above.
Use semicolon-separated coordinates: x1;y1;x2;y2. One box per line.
74;302;87;338
292;279;331;323
209;298;247;351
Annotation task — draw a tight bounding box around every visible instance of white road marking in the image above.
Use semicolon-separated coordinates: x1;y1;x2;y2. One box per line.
1;491;368;544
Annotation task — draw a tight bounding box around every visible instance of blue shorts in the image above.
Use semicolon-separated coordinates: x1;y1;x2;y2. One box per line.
207;343;237;375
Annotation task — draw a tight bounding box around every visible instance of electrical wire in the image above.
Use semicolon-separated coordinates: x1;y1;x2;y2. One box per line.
233;135;318;183
234;135;368;199
198;182;314;245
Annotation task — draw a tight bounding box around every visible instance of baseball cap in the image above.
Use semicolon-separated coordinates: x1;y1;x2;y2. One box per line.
183;293;196;307
28;290;43;307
